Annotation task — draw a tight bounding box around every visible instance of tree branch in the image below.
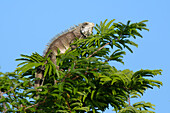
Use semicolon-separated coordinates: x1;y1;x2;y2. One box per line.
3;102;7;113
87;42;110;59
24;96;47;110
128;94;131;106
66;99;71;113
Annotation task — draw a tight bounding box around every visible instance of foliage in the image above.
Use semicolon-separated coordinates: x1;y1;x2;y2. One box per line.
0;19;162;113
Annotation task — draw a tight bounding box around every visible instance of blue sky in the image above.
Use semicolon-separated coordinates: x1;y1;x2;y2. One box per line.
0;0;169;112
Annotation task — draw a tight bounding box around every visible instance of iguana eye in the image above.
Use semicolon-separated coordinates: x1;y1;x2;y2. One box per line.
82;22;89;28
83;22;88;25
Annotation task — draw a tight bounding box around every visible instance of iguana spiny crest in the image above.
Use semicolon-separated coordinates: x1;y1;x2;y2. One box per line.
43;22;94;65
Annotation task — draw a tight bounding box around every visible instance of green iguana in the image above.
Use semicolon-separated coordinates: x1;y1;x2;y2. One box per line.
35;22;94;88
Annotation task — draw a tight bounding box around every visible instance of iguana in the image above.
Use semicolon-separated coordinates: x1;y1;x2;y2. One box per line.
35;22;94;88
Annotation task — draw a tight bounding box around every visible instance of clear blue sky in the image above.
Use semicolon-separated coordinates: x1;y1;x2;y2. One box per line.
0;0;169;112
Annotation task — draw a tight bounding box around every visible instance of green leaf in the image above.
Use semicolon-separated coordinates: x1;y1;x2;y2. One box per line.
44;64;49;77
18;62;43;75
105;19;115;29
91;90;96;100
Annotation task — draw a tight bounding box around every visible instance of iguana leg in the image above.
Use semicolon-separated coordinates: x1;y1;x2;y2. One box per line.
35;68;44;91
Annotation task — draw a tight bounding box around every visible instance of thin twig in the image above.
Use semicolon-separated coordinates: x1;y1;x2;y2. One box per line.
0;87;15;99
1;87;17;113
24;96;47;110
0;91;6;113
66;99;71;113
61;73;71;82
3;102;7;113
87;42;110;59
3;87;15;94
128;94;131;106
0;91;2;99
72;75;79;80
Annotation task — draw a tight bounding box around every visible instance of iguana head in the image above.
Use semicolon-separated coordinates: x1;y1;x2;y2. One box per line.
80;22;95;37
